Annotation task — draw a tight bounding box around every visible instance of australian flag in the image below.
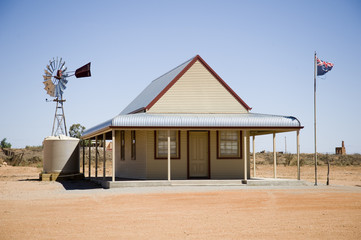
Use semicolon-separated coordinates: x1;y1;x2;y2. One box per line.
317;58;334;76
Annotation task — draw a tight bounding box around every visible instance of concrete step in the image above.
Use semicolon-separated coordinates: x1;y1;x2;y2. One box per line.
246;178;310;186
90;178;310;189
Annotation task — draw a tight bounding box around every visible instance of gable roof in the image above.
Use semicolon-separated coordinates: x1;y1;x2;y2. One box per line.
120;55;251;115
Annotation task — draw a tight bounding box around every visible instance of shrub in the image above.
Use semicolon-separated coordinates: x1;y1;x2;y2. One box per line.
25;145;43;151
284;154;294;166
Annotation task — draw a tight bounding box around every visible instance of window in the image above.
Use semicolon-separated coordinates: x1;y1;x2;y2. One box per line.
120;131;125;160
131;130;136;160
155;130;180;159
218;131;241;158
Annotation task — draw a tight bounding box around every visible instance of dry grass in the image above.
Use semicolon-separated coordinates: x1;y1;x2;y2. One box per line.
1;148;360;186
254;152;361;166
2;147;360;167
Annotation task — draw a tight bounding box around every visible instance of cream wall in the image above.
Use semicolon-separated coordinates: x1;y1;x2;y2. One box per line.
115;130;147;179
148;61;248;114
209;130;247;179
114;129;250;180
146;130;188;180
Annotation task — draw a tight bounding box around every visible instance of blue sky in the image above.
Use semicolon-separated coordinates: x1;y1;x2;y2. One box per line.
0;0;360;153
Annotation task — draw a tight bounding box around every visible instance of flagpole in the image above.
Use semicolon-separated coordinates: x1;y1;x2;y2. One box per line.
314;51;318;186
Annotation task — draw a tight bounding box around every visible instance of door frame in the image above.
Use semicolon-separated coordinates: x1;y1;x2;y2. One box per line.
187;130;210;179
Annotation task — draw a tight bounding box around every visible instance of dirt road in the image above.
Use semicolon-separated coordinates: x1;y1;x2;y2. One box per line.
0;166;360;240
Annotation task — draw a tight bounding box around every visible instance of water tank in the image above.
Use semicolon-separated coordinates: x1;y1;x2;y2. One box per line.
43;135;80;174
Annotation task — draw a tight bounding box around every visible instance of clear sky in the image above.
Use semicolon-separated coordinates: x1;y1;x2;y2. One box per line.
0;0;360;153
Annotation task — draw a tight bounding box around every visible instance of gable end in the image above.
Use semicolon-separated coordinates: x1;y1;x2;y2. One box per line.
145;55;251;112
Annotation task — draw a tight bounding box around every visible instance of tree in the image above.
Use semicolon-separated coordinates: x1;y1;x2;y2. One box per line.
69;124;86;139
69;124;89;146
1;138;12;148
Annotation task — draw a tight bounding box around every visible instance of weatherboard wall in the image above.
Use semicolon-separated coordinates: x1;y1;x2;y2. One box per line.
210;130;244;179
145;130;188;180
112;129;250;180
115;130;147;179
147;60;248;114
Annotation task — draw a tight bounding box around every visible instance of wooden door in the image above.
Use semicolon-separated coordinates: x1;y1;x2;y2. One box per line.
189;132;209;178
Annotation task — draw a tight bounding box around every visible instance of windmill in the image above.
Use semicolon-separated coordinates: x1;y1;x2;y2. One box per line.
43;57;91;136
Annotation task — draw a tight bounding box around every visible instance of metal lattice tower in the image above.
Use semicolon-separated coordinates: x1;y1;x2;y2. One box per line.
51;97;67;136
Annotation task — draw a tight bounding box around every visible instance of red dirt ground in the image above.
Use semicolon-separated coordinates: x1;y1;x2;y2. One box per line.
0;166;360;240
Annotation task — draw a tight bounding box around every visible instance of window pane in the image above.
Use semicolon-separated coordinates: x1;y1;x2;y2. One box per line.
131;131;136;160
219;131;240;158
121;131;125;160
157;130;178;158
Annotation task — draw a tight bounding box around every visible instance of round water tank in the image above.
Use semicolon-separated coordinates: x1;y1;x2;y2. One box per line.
43;135;80;174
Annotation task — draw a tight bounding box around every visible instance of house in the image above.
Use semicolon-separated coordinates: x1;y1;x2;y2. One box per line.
335;141;346;155
82;55;303;182
106;142;112;151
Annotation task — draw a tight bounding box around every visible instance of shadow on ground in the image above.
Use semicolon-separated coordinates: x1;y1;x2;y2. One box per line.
18;178;40;182
58;180;103;190
17;178;103;190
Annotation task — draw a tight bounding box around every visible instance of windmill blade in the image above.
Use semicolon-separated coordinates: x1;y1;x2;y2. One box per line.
60;77;68;84
59;74;68;84
54;84;62;98
62;67;67;73
48;89;55;97
46;65;53;73
53;58;56;71
59;84;66;93
43;79;53;88
43;80;55;97
58;80;67;92
53;76;68;98
48;62;54;71
54;86;59;98
43;75;52;80
60;61;66;71
44;84;55;95
62;72;69;78
44;69;52;76
54;84;65;98
49;60;55;70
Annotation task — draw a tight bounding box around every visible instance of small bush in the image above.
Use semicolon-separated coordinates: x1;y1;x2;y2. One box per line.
27;156;42;163
299;158;305;166
284;154;294;166
338;155;356;166
265;153;274;165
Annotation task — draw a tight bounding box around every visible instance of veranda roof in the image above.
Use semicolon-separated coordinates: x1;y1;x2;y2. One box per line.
82;113;302;139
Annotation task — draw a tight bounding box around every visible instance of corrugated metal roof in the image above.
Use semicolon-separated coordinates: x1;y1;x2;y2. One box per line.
120;56;195;115
113;113;301;127
82;113;302;137
83;119;112;136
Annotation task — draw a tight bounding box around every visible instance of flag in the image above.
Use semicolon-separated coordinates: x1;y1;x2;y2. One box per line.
317;58;334;76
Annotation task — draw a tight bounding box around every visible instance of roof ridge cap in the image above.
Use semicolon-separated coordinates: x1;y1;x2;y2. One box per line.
150;55;196;83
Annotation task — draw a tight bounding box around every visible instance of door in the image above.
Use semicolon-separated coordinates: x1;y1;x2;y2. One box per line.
189;131;209;178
